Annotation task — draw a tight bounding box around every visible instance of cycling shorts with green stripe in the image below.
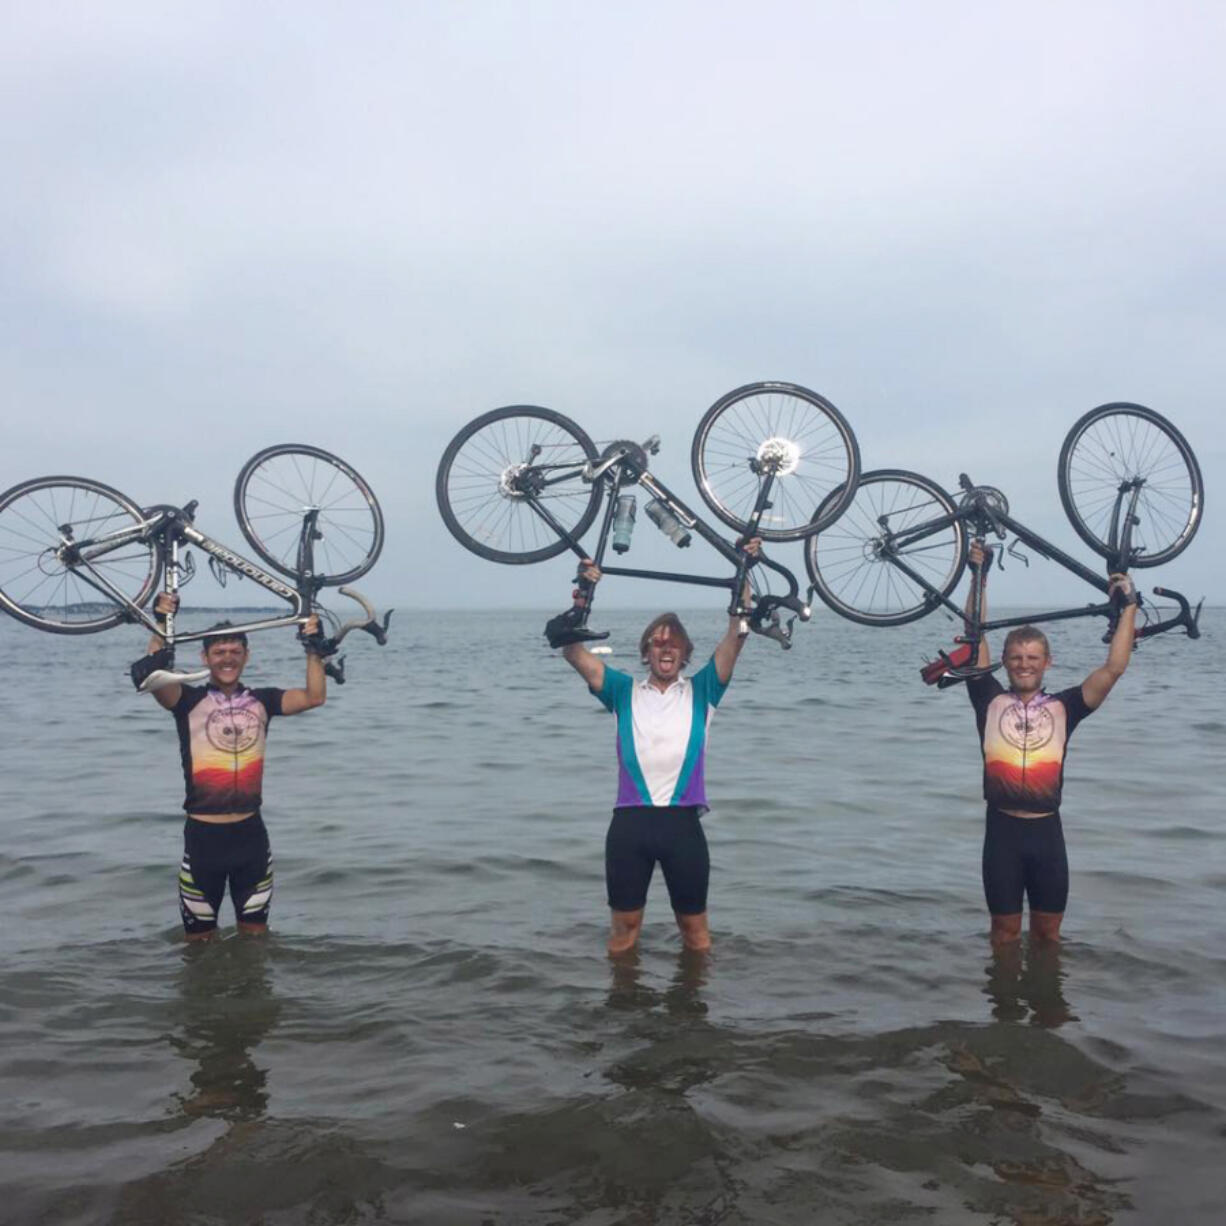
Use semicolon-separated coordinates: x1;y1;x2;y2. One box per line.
179;813;273;934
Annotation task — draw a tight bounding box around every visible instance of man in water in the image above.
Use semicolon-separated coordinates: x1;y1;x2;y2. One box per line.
146;594;326;940
554;544;759;955
963;542;1137;945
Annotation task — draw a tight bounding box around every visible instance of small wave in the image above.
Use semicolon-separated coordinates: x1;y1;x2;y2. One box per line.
1142;824;1219;841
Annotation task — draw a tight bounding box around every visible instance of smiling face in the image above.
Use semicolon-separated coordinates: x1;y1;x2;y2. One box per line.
1002;635;1050;698
201;637;250;691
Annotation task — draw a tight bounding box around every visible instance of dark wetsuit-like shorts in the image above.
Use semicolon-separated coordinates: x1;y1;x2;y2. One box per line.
605;805;709;915
178;813;274;935
982;807;1069;916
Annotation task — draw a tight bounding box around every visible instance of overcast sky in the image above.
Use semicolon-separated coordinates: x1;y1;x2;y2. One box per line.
3;1;1222;629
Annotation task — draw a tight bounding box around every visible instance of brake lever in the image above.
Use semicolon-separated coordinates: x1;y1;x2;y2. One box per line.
749;606;795;649
324;657;347;685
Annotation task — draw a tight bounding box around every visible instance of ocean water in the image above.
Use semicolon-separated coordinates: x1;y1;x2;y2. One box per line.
0;605;1223;1225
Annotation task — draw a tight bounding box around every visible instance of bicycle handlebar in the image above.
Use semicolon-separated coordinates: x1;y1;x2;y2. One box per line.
300;586;394;684
1136;586;1202;641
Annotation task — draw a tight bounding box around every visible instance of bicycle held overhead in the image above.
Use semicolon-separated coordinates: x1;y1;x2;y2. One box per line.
801;402;1203;685
0;444;393;690
436;381;862;649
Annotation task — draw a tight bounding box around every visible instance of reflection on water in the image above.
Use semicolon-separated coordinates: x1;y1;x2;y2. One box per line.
606;946;710;1018
983;938;1075;1028
170;936;279;1122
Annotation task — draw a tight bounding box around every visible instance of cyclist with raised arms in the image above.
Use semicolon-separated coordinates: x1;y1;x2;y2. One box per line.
146;593;327;940
963;541;1137;946
551;541;760;956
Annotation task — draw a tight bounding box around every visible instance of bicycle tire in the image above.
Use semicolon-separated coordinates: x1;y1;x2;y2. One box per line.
690;382;860;541
436;406;601;564
805;469;967;626
1058;403;1203;568
0;476;160;634
234;445;384;585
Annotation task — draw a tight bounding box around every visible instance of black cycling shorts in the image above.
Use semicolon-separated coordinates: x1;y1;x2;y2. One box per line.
982;806;1068;916
605;805;709;915
178;813;274;934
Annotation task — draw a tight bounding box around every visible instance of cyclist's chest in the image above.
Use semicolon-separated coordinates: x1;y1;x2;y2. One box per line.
626;682;699;746
983;694;1069;761
185;691;271;761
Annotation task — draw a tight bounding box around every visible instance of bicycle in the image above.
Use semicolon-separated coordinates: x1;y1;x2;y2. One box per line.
801;403;1204;685
0;445;393;690
435;382;862;647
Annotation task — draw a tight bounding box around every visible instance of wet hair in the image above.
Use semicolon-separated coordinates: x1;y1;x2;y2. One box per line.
639;613;694;665
1002;624;1050;660
201;621;249;652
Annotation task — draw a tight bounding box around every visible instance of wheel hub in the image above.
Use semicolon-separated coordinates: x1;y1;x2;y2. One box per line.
755;437;801;476
42;547;70;574
498;464;530;499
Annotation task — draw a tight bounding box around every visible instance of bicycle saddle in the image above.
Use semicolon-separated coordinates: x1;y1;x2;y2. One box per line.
130;648;210;693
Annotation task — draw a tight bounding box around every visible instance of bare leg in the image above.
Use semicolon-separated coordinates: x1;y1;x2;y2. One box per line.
674;910;711;952
990;912;1023;947
608;908;644;955
1029;910;1063;943
237;922;268;936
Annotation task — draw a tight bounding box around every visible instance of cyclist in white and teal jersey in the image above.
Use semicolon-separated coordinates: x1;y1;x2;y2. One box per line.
559;542;759;955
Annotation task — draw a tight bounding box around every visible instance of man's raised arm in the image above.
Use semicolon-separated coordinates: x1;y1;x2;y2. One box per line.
713;538;761;685
147;593;182;710
965;540;992;669
281;614;328;715
1081;574;1137;710
560;559;605;691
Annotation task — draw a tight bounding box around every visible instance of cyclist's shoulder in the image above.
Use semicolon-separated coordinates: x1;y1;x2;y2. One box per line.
966;670;1005;704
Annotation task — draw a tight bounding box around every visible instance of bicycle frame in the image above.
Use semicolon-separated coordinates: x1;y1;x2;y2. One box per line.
518;439;813;646
56;499;389;687
880;475;1201;683
62;502;309;640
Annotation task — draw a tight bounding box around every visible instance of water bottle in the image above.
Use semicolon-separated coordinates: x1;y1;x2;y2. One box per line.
645;499;691;548
611;495;636;553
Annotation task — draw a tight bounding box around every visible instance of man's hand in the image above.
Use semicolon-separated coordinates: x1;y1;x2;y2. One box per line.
968;540;993;570
735;537;761;607
572;558;601;606
1108;572;1138;607
148;592;180;654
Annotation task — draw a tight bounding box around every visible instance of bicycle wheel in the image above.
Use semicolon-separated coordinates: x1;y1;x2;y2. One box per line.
234;446;384;585
805;469;966;626
690;382;860;541
1058;403;1203;568
436;406;601;563
0;476;159;633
